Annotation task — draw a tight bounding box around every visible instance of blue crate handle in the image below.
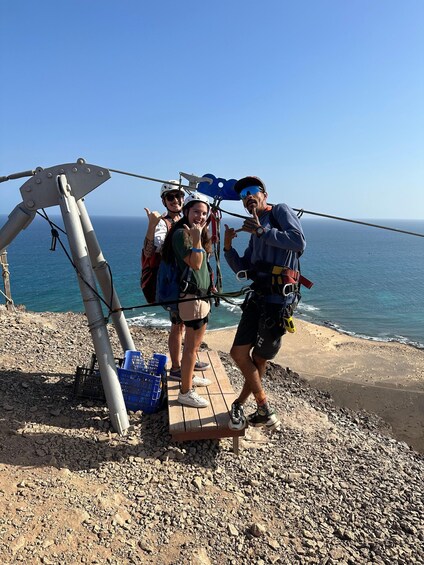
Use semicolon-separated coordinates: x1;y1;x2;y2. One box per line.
151;353;167;375
123;350;143;370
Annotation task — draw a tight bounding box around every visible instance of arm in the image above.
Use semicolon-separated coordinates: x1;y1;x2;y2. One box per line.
264;204;306;253
182;223;205;271
223;224;253;274
143;209;166;257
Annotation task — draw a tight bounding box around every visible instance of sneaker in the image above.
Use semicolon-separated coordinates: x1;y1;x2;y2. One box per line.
169;368;182;380
228;401;247;430
170;362;211;377
192;376;211;387
194;360;210;371
178;389;209;408
169;369;211;387
247;409;280;430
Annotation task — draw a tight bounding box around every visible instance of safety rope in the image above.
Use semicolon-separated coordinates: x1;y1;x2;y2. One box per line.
36;211;250;318
37;210;116;315
0;288;13;305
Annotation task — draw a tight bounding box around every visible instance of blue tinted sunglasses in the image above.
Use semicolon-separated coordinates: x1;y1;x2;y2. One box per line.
239;185;263;199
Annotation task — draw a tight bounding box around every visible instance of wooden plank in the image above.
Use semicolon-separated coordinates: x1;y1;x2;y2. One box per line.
167;379;185;435
167;349;245;443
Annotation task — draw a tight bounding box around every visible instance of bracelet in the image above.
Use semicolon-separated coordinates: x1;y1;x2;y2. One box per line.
191;247;205;253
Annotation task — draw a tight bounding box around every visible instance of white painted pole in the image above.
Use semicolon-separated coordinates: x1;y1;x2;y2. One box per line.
77;199;136;352
57;174;129;435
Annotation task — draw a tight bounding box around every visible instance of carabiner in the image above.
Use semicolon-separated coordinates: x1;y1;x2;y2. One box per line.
236;270;249;282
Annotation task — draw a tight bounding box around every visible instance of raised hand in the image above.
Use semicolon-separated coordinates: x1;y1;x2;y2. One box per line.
144;208;163;229
224;224;238;250
184;222;202;247
242;208;261;233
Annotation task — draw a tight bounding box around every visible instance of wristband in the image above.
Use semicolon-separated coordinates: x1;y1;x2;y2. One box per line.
191;247;205;253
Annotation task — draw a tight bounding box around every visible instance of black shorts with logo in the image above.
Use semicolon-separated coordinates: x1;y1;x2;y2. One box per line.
233;294;286;360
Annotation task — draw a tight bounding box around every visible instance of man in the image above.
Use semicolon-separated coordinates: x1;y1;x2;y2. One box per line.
224;176;306;430
143;181;210;383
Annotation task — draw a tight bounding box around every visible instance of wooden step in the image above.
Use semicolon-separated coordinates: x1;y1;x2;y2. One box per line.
167;350;244;452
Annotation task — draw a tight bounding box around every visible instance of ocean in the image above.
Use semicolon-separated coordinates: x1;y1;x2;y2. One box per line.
1;214;424;349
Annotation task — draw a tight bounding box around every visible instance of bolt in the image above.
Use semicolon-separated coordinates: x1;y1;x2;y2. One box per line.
24;186;32;192
85;167;91;173
97;171;104;176
27;200;35;208
47;172;53;178
36;178;42;184
72;167;78;173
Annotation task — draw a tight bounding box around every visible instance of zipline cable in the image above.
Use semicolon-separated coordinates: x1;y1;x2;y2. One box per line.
2;163;423;238
217;205;424;238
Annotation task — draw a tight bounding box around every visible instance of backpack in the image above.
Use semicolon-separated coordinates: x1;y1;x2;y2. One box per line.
155;259;191;313
140;218;172;304
156;257;213;313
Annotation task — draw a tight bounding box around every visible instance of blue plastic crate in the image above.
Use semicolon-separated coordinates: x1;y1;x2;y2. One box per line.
117;368;162;413
118;351;168;414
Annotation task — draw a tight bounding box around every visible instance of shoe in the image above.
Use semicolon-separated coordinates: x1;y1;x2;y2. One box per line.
228;401;247;430
170;362;210;378
178;389;209;408
194;360;210;371
192;376;211;387
169;369;211;387
247;409;280;430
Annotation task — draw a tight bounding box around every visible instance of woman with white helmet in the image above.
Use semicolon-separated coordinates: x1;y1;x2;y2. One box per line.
161;191;213;408
142;181;210;379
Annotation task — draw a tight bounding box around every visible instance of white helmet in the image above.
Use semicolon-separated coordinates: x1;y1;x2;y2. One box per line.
160;180;183;197
183;191;211;216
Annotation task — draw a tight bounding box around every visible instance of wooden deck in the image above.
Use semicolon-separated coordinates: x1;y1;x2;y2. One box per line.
167;350;245;452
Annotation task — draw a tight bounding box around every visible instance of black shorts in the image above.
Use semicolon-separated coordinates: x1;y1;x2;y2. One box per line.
184;315;209;330
233;295;286;360
169;310;182;325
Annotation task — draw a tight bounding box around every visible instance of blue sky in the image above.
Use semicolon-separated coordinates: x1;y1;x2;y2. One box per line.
1;0;423;219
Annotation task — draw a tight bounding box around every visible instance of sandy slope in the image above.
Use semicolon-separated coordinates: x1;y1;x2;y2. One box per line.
204;319;424;453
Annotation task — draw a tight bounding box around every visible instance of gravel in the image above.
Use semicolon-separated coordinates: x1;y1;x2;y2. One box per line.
0;306;423;564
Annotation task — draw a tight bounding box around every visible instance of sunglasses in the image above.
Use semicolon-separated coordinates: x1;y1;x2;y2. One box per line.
165;192;183;202
239;185;263;199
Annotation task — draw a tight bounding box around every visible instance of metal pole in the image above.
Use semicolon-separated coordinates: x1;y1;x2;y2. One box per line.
77;199;136;352
57;174;129;435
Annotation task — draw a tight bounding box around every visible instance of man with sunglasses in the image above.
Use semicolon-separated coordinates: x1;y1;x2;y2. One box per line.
143;181;210;382
223;176;306;431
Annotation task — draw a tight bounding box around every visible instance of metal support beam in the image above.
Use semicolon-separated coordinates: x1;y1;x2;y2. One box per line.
77;199;135;353
57;174;129;435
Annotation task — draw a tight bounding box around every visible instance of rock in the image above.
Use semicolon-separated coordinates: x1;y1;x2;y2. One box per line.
249;523;266;538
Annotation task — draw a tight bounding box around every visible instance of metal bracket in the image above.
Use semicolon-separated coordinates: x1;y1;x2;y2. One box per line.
179;172;213;190
19;157;110;211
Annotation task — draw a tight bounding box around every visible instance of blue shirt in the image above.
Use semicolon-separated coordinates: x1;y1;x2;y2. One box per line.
224;203;306;304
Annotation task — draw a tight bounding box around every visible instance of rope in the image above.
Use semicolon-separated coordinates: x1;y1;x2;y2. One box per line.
0;288;13;304
38;210;116;315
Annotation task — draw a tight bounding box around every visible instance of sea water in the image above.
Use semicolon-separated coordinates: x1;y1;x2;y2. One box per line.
1;214;423;348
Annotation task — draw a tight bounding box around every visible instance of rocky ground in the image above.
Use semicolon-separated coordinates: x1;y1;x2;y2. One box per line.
0;306;423;564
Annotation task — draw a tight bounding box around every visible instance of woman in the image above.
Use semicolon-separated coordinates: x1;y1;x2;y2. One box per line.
162;192;213;408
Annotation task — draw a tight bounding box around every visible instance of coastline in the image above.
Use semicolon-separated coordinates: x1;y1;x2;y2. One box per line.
204;318;424;453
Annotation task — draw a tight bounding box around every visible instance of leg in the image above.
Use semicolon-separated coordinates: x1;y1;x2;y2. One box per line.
230;343;264;404
180;322;207;394
168;320;184;370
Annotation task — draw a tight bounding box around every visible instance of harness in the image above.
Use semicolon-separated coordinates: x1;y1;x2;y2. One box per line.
236;206;313;297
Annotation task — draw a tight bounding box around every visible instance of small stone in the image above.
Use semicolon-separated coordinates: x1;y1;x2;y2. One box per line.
249;523;266;538
228;524;239;536
192;477;202;490
268;539;280;549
